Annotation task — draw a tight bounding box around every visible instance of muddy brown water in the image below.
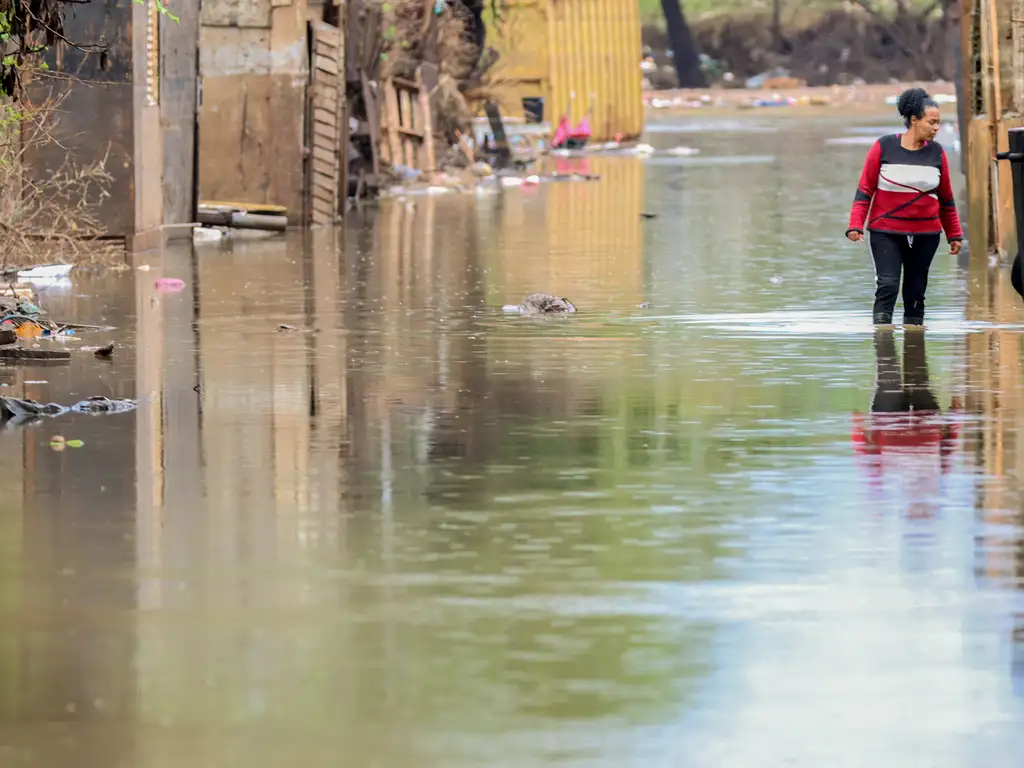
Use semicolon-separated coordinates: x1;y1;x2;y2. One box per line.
2;114;1024;767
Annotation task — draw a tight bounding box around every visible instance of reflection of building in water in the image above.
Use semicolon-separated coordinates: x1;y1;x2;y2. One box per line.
964;263;1024;588
963;266;1024;695
482;156;645;309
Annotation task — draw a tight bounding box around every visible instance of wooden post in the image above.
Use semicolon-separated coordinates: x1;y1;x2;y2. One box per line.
416;66;436;171
338;0;349;215
985;0;1004;255
383;78;402;167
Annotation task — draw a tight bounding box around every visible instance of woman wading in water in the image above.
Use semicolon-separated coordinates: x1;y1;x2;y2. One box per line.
846;87;963;326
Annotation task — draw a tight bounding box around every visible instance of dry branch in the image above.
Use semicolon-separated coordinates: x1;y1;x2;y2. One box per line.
0;70;117;269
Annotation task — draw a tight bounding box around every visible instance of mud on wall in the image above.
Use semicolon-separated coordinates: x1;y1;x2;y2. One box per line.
198;0;309;223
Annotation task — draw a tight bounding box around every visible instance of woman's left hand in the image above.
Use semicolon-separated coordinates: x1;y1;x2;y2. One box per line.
950;240;962;255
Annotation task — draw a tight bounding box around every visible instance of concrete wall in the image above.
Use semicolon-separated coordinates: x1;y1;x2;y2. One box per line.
198;0;310;224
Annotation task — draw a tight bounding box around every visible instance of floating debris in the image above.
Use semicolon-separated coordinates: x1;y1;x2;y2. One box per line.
81;343;115;358
154;278;186;293
0;395;137;429
0;347;72;363
15;264;73;279
503;293;577;315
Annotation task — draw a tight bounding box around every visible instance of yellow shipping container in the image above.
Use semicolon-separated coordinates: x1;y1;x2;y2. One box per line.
485;0;644;142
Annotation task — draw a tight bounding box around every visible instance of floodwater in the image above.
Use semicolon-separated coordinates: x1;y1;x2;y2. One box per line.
3;114;1024;767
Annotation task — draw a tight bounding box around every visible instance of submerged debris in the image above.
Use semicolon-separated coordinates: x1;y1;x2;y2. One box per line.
503;293;577;315
0;347;71;362
0;395;137;429
81;343;114;358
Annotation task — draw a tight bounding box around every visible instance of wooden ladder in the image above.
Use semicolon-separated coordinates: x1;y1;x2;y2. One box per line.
379;68;436;172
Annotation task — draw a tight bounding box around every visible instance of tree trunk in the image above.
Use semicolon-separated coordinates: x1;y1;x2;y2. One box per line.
660;0;707;88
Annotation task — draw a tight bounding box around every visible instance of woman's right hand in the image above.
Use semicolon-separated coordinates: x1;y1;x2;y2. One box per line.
847;231;864;242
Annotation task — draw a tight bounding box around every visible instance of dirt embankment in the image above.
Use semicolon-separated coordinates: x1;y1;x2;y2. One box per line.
643;9;958;89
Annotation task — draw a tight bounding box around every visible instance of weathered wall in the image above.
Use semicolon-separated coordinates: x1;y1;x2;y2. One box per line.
27;0;135;238
198;0;309;223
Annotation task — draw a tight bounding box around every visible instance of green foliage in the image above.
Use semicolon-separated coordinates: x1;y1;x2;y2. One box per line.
0;1;177;98
135;0;180;24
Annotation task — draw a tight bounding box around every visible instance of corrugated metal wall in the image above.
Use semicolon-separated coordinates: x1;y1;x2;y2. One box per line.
487;0;643;142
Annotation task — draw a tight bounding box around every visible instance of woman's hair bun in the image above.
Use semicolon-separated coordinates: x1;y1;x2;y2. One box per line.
897;88;929;119
897;87;938;126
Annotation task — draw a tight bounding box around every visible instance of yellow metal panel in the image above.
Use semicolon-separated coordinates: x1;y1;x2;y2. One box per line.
486;0;643;142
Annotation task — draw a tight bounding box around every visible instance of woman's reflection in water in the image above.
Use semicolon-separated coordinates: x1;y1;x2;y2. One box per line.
851;329;961;520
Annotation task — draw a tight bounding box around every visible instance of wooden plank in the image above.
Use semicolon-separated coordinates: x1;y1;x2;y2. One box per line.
985;0;1004;253
312;189;332;205
308;20;344;225
396;126;424;139
417;66;436;170
399;87;414;133
315;54;339;75
361;72;381;173
312;169;335;187
383;79;403;167
312;145;336;165
313;89;339;109
314;38;340;55
337;2;349;214
314;107;338;128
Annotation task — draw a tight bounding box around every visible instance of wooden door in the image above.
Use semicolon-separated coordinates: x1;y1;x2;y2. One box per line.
308;20;344;225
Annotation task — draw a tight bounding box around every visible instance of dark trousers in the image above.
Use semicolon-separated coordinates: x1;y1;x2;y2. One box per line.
871;329;939;414
869;231;940;325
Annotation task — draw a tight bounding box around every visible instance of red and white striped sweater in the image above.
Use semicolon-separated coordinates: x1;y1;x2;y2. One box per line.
846;134;963;241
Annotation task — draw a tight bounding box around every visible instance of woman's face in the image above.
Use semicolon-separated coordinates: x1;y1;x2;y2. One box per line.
912;106;941;141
